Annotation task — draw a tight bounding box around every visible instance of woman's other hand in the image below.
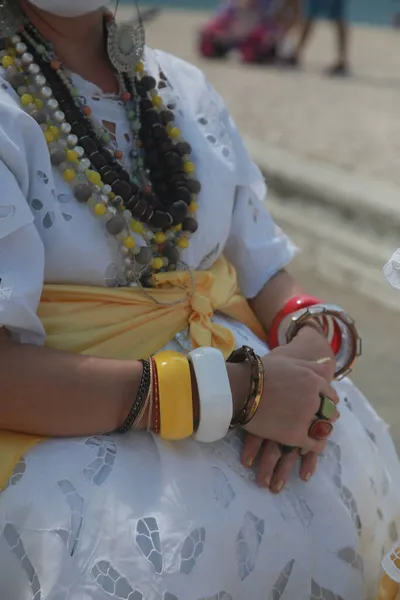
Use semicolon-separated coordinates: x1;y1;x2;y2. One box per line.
244;354;339;449
275;324;335;375
258;327;336;491
241;435;325;493
242;352;339;493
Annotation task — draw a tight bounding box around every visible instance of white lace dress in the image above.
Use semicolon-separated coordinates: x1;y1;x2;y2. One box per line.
0;48;399;600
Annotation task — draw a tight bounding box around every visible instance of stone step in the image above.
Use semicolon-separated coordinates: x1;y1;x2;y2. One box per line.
245;137;400;246
244;138;400;312
268;191;400;312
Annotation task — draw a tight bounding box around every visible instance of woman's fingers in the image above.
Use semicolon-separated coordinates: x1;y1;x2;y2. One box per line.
241;433;263;468
243;434;324;492
307;437;329;455
242;436;300;491
245;354;342;451
319;381;340;406
305;378;340;448
299;451;319;482
256;440;282;488
269;447;300;493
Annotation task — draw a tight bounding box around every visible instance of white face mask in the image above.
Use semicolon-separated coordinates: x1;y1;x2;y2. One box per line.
27;0;107;17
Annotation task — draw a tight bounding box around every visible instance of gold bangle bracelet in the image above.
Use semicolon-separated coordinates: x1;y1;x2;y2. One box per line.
244;354;264;424
228;346;264;427
154;351;193;440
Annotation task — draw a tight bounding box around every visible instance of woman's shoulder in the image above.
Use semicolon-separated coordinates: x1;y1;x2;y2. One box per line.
144;47;225;113
145;47;208;87
0;72;47;155
0;71;48;167
0;71;54;209
0;71;32;121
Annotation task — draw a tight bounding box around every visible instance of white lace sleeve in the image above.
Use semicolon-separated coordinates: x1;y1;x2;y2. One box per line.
153;50;296;291
383;249;400;290
223;115;297;299
0;90;46;344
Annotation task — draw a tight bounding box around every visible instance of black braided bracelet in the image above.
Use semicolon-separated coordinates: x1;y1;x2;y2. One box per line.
115;359;152;434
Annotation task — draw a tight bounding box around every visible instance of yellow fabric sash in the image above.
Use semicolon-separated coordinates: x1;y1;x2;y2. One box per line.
376;547;400;600
376;572;399;600
0;256;266;490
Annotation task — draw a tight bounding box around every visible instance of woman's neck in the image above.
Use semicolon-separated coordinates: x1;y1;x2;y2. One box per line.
19;1;119;93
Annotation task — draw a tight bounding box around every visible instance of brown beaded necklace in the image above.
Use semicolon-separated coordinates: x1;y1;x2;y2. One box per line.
3;11;201;287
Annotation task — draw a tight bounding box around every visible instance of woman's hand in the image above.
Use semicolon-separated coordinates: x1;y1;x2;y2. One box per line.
245;270;339;492
242;436;324;493
243;353;339;450
261;327;336;491
275;325;336;379
241;334;338;492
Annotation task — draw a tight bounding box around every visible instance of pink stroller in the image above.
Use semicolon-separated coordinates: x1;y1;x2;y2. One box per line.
198;0;282;63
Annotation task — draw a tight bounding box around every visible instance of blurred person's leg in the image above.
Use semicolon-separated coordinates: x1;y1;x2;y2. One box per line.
327;0;349;74
276;0;302;35
275;0;302;58
294;18;315;58
283;0;317;65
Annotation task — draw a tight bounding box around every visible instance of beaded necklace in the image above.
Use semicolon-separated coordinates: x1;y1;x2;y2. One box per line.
1;13;201;287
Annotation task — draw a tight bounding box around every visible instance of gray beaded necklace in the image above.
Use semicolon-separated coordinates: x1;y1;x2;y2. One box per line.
2;13;200;288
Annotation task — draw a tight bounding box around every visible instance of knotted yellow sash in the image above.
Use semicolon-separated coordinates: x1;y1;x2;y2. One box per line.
376;548;400;600
0;256;266;490
376;572;399;600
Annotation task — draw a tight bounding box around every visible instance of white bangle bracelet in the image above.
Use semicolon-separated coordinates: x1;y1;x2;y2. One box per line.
188;347;233;443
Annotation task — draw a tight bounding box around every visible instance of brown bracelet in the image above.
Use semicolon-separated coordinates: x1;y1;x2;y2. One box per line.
115;359;151;434
227;346;264;428
136;359;153;429
150;356;161;435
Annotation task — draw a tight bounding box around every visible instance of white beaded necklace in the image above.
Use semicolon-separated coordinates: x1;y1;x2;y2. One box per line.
1;17;200;289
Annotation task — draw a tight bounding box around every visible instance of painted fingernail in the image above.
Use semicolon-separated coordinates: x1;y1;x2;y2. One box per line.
245;457;253;468
317;357;331;364
273;480;284;494
304;472;312;481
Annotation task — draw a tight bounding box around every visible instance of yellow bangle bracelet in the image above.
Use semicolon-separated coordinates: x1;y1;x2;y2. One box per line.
154;351;193;440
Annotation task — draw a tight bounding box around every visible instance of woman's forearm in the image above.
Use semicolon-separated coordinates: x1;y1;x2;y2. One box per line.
250;271;334;374
249;269;304;333
0;329;249;438
0;328;142;436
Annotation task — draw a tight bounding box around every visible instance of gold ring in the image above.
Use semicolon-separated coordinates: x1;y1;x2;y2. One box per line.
317;394;336;420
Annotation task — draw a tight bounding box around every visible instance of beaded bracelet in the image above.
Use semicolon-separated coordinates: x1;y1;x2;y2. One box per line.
227;346;264;428
115;359;151;434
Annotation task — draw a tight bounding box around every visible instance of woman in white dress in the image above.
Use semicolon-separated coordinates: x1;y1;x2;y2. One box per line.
375;253;400;600
0;1;398;599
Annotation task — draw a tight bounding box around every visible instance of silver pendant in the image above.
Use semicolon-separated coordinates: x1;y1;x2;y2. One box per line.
107;16;145;74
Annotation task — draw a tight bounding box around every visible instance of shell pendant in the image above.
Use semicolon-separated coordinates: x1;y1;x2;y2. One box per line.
107;17;145;74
